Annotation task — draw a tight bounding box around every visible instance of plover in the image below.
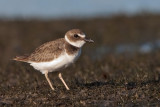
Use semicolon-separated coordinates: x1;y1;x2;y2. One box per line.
13;29;94;90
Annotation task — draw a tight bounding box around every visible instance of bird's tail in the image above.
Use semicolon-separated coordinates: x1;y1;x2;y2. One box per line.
13;55;29;62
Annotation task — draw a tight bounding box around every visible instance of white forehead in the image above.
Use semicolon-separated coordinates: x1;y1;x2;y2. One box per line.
78;33;86;38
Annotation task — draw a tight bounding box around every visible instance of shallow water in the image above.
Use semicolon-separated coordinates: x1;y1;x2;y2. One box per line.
91;39;160;60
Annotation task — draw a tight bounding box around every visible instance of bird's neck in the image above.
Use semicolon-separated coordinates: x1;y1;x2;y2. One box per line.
65;42;80;55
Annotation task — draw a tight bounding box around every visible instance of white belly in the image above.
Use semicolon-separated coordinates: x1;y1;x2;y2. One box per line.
29;49;81;74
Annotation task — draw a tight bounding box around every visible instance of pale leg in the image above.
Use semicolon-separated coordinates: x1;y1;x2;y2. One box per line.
45;71;55;90
58;73;70;90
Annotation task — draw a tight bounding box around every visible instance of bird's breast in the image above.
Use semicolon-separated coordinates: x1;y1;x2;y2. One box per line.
30;49;81;74
65;48;81;64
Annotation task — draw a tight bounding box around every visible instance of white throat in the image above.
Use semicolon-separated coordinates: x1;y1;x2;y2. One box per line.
65;35;85;48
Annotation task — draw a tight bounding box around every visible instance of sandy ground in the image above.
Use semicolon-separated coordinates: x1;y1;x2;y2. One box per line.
0;14;160;106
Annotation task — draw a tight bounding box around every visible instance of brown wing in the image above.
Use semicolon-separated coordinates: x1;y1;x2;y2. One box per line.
27;38;65;62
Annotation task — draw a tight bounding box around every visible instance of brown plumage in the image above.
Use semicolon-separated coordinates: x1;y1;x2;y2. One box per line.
66;29;85;42
13;38;65;62
28;38;65;62
13;38;80;63
65;42;80;55
13;55;29;62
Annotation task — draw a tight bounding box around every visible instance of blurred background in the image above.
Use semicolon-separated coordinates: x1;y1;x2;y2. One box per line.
0;0;160;19
1;0;160;106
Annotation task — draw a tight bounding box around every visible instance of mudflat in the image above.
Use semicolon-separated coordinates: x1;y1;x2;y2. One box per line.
0;14;160;106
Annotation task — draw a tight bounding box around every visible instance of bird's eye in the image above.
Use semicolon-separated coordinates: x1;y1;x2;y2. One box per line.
74;34;79;38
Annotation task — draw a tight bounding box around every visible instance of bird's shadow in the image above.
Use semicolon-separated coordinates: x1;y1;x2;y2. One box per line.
73;79;116;88
73;78;160;89
82;81;113;88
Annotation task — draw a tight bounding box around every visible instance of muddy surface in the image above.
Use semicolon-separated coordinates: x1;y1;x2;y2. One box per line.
0;14;160;106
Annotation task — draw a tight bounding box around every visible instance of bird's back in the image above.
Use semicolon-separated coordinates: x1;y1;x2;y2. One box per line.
13;38;65;63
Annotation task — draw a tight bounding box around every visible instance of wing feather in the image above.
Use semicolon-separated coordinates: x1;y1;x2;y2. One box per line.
28;38;65;62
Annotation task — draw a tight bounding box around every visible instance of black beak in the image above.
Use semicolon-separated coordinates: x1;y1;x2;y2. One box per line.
84;37;94;43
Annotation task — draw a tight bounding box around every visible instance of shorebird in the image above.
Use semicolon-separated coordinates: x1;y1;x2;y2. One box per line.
13;29;94;90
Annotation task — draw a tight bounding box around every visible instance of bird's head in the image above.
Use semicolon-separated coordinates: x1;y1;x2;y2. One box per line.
65;29;94;48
